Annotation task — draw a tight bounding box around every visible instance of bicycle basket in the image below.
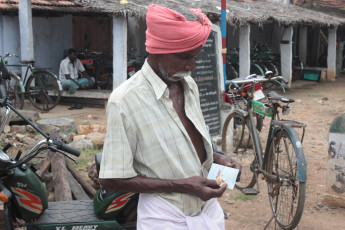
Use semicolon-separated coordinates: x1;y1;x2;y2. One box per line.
252;100;272;117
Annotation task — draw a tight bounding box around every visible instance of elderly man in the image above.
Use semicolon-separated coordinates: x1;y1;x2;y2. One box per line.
99;5;240;230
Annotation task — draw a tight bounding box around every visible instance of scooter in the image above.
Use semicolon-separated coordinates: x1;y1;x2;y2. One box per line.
0;56;138;230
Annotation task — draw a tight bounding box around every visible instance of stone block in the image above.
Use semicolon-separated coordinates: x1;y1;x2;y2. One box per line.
37;117;77;134
73;135;86;141
10;125;27;134
85;132;105;148
78;125;107;135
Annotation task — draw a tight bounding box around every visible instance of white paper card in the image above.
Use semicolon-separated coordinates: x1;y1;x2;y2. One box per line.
207;163;239;190
254;89;265;100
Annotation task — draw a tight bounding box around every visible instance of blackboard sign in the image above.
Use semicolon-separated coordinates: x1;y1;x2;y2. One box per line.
192;31;221;136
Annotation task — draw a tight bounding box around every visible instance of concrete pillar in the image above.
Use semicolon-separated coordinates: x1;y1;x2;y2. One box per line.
18;0;34;62
239;25;250;78
112;16;127;89
327;27;337;81
0;16;4;55
299;26;307;65
280;26;293;88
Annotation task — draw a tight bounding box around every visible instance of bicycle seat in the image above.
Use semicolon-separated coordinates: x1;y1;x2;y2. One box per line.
20;60;35;65
267;91;295;103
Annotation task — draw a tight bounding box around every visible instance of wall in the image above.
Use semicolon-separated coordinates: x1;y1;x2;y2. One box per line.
33;15;72;75
251;23;281;52
0;16;21;70
72;16;112;54
0;15;72;76
227;23;281;53
127;17;147;65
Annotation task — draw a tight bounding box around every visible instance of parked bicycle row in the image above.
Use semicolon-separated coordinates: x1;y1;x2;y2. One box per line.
226;42;304;85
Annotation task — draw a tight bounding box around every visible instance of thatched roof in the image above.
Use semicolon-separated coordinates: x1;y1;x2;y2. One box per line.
83;0;345;27
1;0;344;26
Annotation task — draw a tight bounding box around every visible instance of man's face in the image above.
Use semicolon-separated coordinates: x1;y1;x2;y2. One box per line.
68;53;77;63
157;46;202;82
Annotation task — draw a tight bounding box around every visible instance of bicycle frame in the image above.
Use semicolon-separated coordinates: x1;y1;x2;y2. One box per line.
231;77;307;182
6;63;31;84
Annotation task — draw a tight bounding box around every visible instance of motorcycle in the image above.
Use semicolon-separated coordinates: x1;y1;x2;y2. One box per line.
76;51;113;90
0;57;138;230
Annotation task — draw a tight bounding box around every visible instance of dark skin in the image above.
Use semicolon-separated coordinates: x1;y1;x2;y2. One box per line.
100;46;241;201
65;52;94;89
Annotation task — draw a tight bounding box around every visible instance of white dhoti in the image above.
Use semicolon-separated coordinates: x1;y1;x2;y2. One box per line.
137;193;225;230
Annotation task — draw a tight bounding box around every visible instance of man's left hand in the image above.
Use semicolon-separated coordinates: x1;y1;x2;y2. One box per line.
213;152;241;182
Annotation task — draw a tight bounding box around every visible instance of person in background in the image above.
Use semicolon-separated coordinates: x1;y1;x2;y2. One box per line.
59;48;95;109
59;48;94;94
99;4;241;230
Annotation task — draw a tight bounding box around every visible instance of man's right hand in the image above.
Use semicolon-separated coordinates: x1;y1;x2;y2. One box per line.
177;176;227;201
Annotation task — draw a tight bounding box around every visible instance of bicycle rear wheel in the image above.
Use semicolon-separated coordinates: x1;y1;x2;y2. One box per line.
250;63;265;76
26;71;61;112
226;63;238;80
6;73;24;109
222;110;256;189
266;129;306;230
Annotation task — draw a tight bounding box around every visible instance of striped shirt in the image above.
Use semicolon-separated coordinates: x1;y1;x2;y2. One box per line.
99;60;214;216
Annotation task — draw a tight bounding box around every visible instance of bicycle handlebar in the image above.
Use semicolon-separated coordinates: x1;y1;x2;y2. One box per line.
228;75;286;86
52;138;81;157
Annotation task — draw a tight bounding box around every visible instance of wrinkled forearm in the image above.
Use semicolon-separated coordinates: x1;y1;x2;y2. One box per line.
99;176;186;194
99;175;224;201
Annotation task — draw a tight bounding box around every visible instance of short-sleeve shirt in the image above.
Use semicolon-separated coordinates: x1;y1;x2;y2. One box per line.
99;60;214;216
59;57;85;80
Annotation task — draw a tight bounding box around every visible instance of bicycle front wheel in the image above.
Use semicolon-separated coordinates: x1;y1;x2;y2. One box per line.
266;129;306;230
6;73;24;110
26;71;61;112
222;110;256;189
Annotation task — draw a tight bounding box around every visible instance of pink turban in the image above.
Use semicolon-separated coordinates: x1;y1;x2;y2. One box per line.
145;5;212;54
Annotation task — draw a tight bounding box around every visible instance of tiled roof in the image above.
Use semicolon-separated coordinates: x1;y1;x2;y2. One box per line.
311;0;345;11
294;0;345;18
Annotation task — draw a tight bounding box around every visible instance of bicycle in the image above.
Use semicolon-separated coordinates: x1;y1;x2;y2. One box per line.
221;75;307;230
1;53;62;112
226;48;266;80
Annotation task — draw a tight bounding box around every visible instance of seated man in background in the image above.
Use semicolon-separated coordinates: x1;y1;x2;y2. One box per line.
59;48;94;94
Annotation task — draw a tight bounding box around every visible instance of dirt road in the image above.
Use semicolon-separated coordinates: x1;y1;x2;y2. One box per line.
221;77;345;230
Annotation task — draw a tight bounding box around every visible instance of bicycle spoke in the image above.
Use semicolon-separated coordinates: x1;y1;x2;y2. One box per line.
27;72;61;112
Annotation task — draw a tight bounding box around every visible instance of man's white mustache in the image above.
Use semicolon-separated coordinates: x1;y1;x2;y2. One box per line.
172;71;191;77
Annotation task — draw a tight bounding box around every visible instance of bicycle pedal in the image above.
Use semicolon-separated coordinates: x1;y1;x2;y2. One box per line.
242;188;259;195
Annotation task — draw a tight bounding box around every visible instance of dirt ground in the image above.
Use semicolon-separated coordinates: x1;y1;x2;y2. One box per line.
221;76;345;230
38;75;345;229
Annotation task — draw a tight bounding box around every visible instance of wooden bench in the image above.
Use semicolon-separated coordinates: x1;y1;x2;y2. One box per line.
60;90;112;108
